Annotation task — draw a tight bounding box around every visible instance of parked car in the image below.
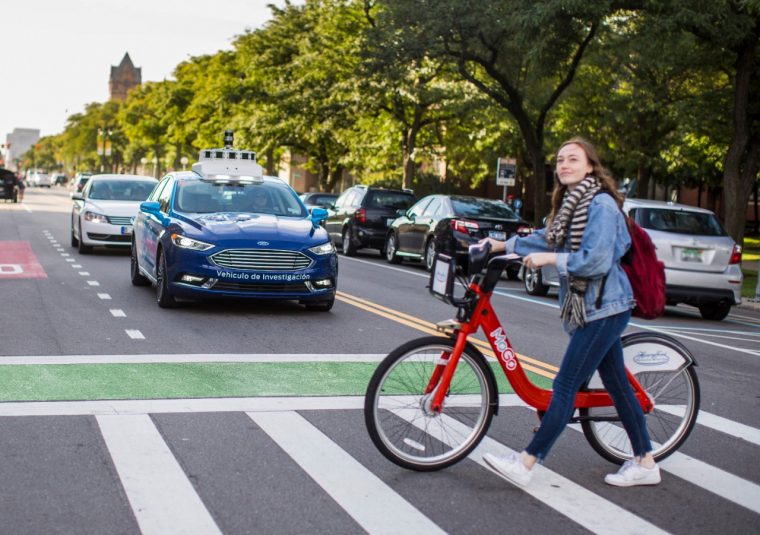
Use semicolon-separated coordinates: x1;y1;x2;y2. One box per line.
300;192;339;212
0;168;19;203
71;172;93;197
71;174;158;254
130;147;337;310
325;185;416;256
520;199;742;320
51;173;68;186
386;194;533;275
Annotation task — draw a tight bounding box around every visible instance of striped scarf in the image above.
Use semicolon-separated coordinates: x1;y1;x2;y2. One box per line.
546;176;601;328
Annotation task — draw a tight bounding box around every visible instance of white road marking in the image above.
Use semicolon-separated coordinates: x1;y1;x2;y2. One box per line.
72;264;81;268
0;353;387;365
87;280;100;286
60;253;70;257
55;248;64;252
97;415;222;535
125;330;144;339
250;411;444;534
110;309;126;317
657;406;760;446
78;271;90;276
65;259;75;263
97;293;111;299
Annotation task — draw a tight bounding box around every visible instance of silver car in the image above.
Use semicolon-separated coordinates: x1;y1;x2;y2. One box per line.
521;199;742;321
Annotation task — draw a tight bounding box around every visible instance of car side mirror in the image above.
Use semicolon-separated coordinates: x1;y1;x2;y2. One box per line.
396;209;406;218
71;192;83;200
311;207;328;225
140;201;161;215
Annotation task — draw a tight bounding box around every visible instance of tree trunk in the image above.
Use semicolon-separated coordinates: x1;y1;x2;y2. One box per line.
264;147;276;176
637;165;652;200
721;29;759;243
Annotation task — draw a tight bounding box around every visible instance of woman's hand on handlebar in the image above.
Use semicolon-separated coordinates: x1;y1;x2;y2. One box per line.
523;252;557;270
478;237;507;253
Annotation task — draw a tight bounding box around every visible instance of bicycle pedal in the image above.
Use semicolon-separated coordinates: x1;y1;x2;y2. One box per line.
435;319;461;334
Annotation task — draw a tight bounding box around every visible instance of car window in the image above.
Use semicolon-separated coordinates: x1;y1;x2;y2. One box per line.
408;197;432;217
176;180;307;217
451;198;519;219
311;194;337;207
334;190;352;209
422;197;441;216
348;190;364;208
366;191;416;210
149;177;169;201
86;180;155;201
158;178;174;213
638;208;727;236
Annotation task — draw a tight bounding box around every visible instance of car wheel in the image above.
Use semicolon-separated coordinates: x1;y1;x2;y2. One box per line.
130;242;150;287
424;239;436;271
698;301;731;321
156;250;178;308
77;222;92;254
505;266;520;280
70;226;79;247
303;298;334;312
341;227;357;256
524;267;550;296
385;233;402;264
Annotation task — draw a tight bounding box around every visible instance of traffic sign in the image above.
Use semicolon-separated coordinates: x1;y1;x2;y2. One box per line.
496;158;516;186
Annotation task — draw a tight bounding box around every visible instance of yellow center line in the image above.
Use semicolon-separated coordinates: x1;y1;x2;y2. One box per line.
336;291;558;379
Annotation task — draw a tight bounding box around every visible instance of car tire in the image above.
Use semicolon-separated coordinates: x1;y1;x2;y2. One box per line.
505;266;520;281
698;301;731;321
70;227;79;247
304;298;334;312
424;239;436;271
156;250;178;308
77;222;92;254
385;233;402;264
524;267;550;296
130;242;151;287
341;227;357;256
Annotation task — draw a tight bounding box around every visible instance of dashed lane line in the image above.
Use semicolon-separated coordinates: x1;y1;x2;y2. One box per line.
125;330;145;339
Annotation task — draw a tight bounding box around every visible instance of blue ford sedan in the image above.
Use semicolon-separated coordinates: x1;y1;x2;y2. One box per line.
130;147;337;310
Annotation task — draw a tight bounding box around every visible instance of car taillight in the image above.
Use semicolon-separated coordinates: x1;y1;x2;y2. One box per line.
729;244;742;264
356;208;367;224
451;219;479;233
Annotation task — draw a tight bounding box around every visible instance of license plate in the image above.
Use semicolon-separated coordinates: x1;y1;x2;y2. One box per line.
386;218;395;227
120;226;132;235
488;230;506;240
680;247;703;262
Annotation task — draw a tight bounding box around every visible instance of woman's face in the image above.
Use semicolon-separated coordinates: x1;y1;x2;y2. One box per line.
556;143;593;189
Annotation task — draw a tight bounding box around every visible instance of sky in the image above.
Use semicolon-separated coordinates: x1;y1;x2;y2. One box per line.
1;0;288;141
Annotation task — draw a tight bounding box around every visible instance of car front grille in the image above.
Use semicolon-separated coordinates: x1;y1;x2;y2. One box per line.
106;215;133;225
211;281;310;293
87;233;131;243
211;249;313;271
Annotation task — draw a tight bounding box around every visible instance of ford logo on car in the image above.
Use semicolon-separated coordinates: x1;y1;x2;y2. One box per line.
633;350;670;366
257;241;270;246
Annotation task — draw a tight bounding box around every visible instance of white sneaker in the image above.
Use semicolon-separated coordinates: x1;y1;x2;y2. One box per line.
604;459;661;487
483;452;533;487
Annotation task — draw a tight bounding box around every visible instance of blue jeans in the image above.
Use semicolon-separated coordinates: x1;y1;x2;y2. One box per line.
525;310;652;460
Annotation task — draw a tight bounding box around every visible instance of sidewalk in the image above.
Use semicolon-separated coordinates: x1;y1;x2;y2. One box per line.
738;259;760;311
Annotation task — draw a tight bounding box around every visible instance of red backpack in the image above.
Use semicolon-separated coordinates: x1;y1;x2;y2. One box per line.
595;192;666;319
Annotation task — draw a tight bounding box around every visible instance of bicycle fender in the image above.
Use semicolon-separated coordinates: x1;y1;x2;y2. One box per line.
586;332;697;389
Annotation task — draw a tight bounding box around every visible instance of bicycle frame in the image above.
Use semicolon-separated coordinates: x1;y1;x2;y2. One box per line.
427;281;654;415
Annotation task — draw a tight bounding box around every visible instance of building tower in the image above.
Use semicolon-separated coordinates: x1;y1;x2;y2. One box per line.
109;53;142;101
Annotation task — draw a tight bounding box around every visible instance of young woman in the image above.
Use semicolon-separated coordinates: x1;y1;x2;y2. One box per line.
482;138;660;488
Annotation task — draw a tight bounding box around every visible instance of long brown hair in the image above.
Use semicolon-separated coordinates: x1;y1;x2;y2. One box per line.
546;137;623;229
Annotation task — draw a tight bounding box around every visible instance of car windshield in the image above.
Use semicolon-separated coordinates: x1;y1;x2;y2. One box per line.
451;197;520;219
366;191;415;210
638;208;727;236
176;180;307;217
88;180;156;201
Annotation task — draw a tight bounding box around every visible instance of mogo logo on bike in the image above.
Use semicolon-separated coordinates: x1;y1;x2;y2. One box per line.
490;327;518;370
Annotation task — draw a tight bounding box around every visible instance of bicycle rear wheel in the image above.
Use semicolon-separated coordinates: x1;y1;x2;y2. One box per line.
581;333;700;464
364;336;497;471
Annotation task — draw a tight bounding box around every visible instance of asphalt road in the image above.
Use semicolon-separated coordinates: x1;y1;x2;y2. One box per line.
1;187;759;534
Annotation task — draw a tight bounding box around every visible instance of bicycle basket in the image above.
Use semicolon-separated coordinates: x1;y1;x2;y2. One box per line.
428;253;455;303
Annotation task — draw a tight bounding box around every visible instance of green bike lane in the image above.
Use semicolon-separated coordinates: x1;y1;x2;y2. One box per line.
0;354;554;402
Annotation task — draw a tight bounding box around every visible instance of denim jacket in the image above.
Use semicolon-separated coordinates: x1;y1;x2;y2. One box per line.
507;193;635;333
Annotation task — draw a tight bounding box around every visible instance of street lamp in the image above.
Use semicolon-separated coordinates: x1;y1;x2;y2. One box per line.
180;156;188;171
151;156;158;178
140;157;148;175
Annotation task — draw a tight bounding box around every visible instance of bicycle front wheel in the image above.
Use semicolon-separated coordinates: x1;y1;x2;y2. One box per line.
581;333;700;464
364;336;497;471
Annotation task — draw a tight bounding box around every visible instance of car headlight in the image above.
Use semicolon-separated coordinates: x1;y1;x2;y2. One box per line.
170;233;214;251
84;211;108;223
308;241;336;255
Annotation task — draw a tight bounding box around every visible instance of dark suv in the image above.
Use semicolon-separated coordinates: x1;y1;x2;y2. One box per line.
325;185;416;256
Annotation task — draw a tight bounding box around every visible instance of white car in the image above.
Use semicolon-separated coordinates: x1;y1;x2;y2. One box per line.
29;171;52;187
521;199;743;320
71;174;158;254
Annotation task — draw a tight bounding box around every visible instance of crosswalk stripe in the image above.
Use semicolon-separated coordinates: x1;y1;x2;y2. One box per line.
96;414;221;535
401;411;666;535
249;411;444;535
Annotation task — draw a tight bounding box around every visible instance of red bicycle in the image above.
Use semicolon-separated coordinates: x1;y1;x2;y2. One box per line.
364;247;700;470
